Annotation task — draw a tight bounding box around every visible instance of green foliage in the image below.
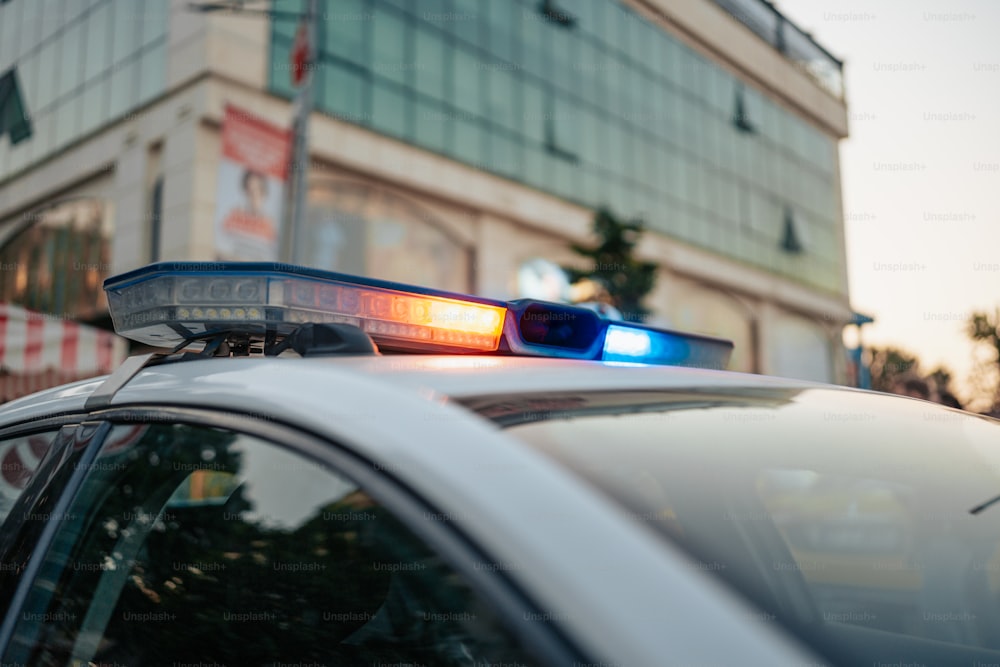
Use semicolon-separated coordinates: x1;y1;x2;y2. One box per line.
926;366;953;393
565;208;658;322
867;346;920;393
968;309;1000;353
967;308;1000;410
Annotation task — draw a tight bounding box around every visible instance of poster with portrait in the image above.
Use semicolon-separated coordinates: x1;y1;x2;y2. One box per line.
214;104;290;261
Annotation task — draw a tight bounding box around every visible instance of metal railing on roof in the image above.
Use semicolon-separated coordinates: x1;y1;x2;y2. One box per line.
712;0;844;99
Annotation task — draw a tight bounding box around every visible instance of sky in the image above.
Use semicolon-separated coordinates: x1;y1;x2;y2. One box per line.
774;0;1000;408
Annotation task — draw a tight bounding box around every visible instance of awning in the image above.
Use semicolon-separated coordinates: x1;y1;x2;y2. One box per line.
0;303;127;402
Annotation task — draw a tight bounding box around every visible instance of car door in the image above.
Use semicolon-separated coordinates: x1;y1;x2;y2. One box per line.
0;409;577;667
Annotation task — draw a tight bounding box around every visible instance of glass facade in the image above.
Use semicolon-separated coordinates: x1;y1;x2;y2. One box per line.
0;0;168;181
305;181;473;292
270;0;845;294
0;197;113;321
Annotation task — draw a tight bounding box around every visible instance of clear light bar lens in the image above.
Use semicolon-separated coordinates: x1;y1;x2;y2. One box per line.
107;269;506;351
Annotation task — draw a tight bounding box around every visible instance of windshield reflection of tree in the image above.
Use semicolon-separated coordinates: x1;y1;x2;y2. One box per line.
30;426;524;666
30;426;242;666
102;487;399;665
88;425;389;665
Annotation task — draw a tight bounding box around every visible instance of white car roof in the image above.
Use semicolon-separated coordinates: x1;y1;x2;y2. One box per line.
318;354;826;396
0;355;832;429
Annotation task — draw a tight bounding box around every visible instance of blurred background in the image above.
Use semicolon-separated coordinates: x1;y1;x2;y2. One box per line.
0;0;995;412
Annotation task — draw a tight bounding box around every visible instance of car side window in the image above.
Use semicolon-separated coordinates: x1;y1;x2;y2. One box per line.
2;422;541;667
0;430;60;529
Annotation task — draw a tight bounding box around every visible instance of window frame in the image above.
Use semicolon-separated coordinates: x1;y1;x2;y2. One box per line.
0;420;109;650
0;405;584;667
0;413;101;546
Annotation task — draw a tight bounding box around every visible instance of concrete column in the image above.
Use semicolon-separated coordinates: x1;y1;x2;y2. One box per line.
159;107;202;260
755;300;778;376
188;121;220;259
109;133;148;274
167;0;209;89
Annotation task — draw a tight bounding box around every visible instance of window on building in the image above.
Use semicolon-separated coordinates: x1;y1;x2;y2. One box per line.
732;86;756;134
538;0;576;28
0;197;113;321
414;27;447;101
322;0;367;68
543;94;579;163
371;80;410;139
780;206;804;254
0;67;33;145
371;7;409;87
320;62;368;124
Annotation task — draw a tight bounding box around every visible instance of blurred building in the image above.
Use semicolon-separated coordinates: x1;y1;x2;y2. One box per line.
0;0;851;382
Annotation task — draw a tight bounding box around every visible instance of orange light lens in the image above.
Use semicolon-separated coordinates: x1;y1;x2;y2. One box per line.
279;279;506;351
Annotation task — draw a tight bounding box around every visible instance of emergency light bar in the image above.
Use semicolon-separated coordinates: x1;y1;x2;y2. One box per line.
105;263;506;352
105;262;733;368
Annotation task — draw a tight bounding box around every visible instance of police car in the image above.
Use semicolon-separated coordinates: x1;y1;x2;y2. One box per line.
1;262;998;667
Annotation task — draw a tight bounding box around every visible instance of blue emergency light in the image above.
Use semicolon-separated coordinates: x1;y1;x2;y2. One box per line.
104;262;733;369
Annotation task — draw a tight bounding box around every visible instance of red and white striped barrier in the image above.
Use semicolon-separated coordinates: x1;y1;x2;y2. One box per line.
0;303;127;402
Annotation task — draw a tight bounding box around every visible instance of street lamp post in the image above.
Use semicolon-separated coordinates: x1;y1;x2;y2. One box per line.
282;0;319;265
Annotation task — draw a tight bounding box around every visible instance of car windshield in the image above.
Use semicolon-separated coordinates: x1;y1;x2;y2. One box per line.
463;386;1000;665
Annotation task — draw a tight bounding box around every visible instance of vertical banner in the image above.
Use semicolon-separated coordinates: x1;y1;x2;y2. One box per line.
291;21;310;87
214;105;291;261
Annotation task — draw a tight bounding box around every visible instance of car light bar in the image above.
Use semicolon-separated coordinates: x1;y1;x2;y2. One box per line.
105;262;733;368
105;263;507;352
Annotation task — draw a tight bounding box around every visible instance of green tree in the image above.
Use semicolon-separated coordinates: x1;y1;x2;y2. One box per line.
967;308;1000;411
564;208;658;322
926;365;956;398
867;346;920;393
927;366;953;390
